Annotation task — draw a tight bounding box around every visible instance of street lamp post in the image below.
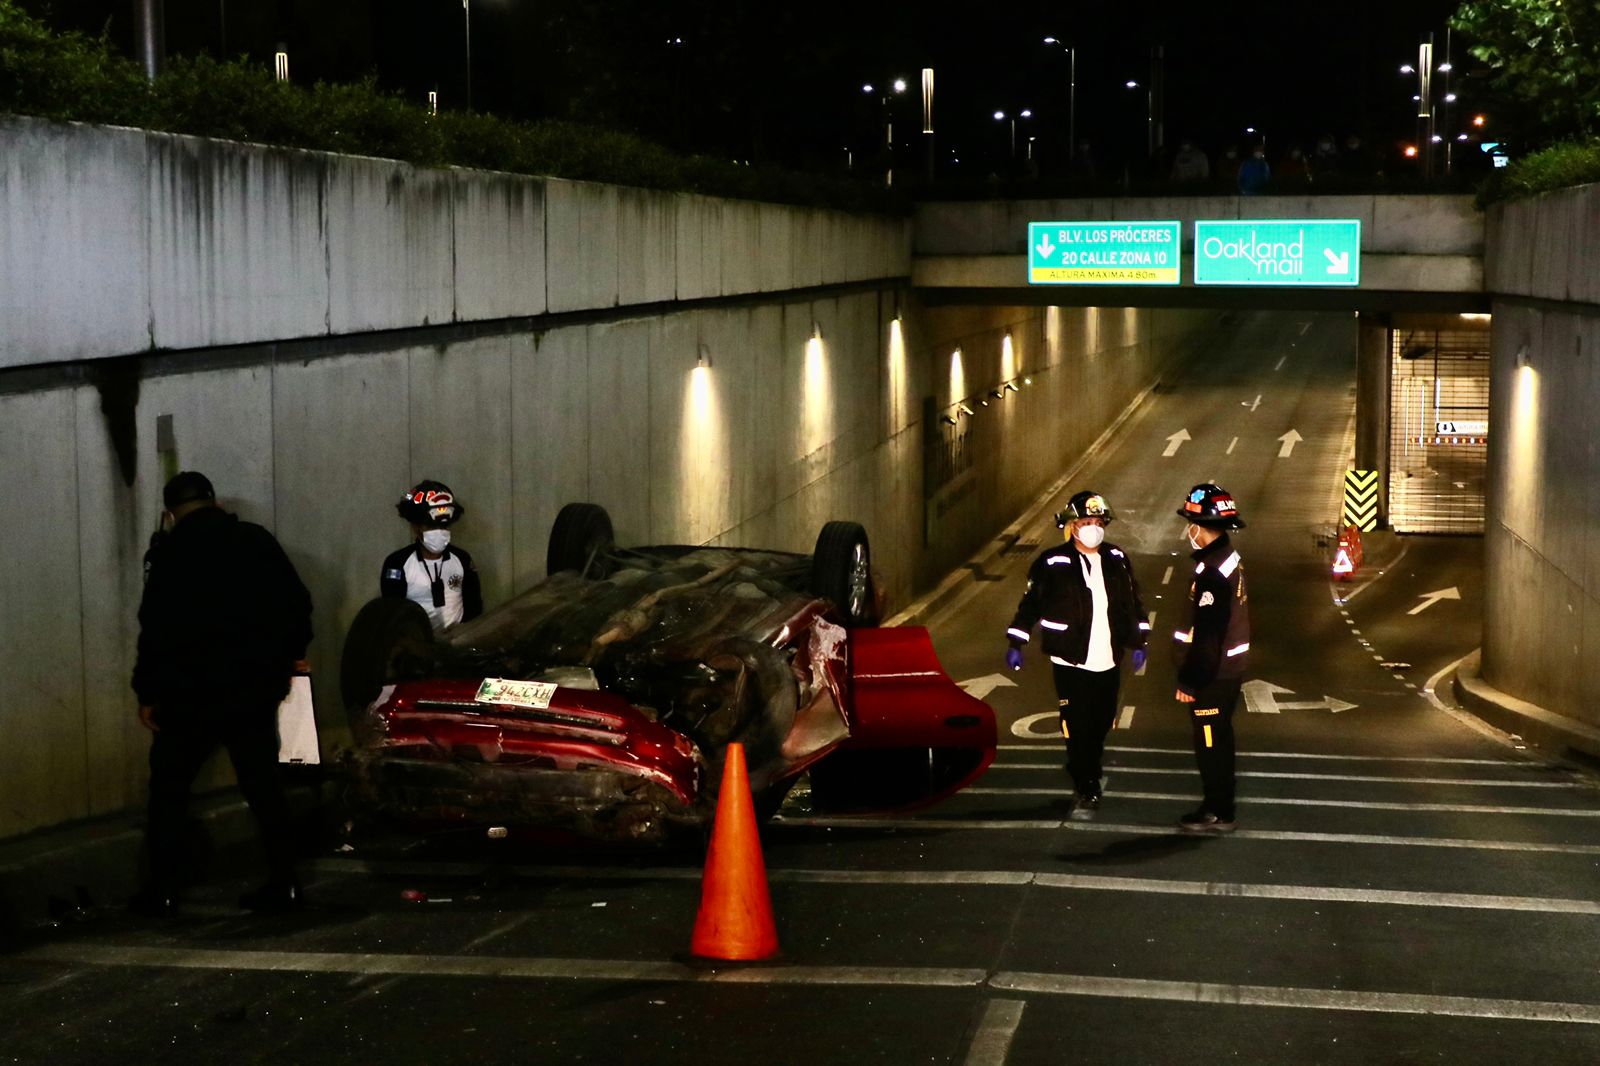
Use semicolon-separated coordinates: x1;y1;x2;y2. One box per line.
863;78;908;187
462;0;473;110
1126;81;1154;158
1043;38;1077;162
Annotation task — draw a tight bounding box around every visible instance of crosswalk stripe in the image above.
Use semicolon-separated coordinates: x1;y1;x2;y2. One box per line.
774;817;1600;855
997;744;1534;767
986;764;1584;788
990;970;1600;1025
964;787;1600;817
307;858;1600;916
22;943;1600;1025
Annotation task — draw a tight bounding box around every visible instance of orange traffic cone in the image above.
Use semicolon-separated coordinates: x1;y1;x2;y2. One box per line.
689;742;780;961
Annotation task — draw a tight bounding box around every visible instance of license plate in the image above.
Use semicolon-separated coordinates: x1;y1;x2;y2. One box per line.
474;678;557;709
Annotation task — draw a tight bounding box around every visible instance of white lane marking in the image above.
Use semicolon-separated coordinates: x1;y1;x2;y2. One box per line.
959;674;1020;700
310;858;1600;916
775;817;1600;856
1409;586;1462;615
1161;566;1173;585
964;999;1026;1066
990;970;1600;1026
25;943;1600;1027
1333;539;1413;605
1227;436;1238;454
1274;355;1287;371
1010;712;1064;739
985;765;1584;788
1297;322;1311;336
997;743;1534;766
16;944;984;989
1242;395;1261;412
1116;706;1135;729
1163;428;1192;457
1029;872;1600;915
965;787;1600;817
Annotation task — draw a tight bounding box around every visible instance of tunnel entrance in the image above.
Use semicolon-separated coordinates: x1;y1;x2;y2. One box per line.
1387;316;1491;533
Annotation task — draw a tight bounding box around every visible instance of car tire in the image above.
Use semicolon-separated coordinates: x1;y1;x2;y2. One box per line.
547;502;616;579
339;597;435;716
810;520;876;626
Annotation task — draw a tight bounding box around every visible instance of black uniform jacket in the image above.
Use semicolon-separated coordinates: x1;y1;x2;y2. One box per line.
379;544;484;622
1172;533;1251;696
1007;539;1150;666
132;507;313;707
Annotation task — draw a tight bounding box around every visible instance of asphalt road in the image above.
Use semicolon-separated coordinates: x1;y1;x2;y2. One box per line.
6;312;1600;1065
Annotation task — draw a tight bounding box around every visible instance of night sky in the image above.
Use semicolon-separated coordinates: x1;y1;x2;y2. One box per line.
30;1;1476;179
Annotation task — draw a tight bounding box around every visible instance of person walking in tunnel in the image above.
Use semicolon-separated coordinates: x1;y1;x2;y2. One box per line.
382;480;482;631
1005;491;1150;818
130;471;314;915
1172;483;1251;833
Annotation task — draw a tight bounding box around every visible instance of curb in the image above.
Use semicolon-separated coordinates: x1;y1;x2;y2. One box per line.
1453;650;1600;770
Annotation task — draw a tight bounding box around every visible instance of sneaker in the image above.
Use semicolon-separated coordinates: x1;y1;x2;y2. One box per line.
1177;808;1235;833
1069;793;1101;821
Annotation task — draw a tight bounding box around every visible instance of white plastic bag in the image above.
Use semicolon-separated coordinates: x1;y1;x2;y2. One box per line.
277;675;321;765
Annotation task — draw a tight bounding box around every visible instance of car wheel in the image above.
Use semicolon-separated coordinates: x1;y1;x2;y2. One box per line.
339;597;435;717
810;520;876;626
547;502;616;578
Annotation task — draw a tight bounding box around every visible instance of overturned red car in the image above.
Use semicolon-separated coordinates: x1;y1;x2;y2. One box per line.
338;504;995;843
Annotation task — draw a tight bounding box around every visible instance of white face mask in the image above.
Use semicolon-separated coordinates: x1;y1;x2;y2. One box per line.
1075;524;1106;550
421;529;451;554
1185;525;1204;551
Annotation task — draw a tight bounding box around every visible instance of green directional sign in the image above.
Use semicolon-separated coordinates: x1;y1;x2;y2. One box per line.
1193;219;1361;287
1028;220;1181;285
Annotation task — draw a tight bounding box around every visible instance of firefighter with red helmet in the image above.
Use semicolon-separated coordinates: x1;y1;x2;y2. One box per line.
382;480;482;630
1006;490;1151;818
1172;483;1251;833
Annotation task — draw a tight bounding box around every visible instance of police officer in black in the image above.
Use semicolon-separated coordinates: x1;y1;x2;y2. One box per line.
1172;483;1251;833
1006;491;1150;817
131;472;314;914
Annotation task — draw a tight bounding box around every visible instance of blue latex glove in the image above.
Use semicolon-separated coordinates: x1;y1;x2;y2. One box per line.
1131;648;1147;672
1006;646;1024;671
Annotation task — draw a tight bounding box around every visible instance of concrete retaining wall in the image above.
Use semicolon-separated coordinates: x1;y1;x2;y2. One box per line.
0;115;911;369
0;291;1210;838
1482;182;1600;744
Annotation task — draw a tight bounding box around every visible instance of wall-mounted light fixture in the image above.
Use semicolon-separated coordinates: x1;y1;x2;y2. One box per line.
940;414;958;426
274;48;289;82
697;344;713;370
989;387;1005;400
957;403;974;417
1515;345;1531;370
1004;382;1020;393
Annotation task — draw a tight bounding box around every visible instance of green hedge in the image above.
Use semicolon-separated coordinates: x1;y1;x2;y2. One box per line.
0;2;895;212
1476;140;1600;206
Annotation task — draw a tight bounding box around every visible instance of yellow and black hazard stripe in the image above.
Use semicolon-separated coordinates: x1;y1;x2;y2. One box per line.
1341;469;1380;532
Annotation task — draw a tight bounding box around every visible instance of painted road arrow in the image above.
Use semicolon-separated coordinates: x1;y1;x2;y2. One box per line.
1163;429;1192;457
1277;429;1303;457
1243;679;1358;714
1407;587;1461;616
959;674;1019;701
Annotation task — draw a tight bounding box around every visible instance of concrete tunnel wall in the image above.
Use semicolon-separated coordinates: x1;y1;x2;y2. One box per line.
1482;182;1600;735
0;116;1215;838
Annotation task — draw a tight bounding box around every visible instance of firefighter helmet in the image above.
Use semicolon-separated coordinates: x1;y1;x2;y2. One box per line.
397;479;464;526
1054;490;1114;529
1176;483;1246;529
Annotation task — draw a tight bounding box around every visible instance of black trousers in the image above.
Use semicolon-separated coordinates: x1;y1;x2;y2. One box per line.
1051;663;1121;798
1186;679;1243;820
144;698;296;893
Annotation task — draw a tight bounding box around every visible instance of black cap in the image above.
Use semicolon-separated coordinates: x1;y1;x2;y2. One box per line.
163;471;216;509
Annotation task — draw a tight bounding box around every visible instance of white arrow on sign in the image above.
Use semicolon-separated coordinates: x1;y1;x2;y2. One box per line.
1163;429;1192;457
1277;429;1303;457
1035;235;1057;260
959;673;1019;701
1324;249;1350;275
1242;679;1358;714
1407;587;1461;616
